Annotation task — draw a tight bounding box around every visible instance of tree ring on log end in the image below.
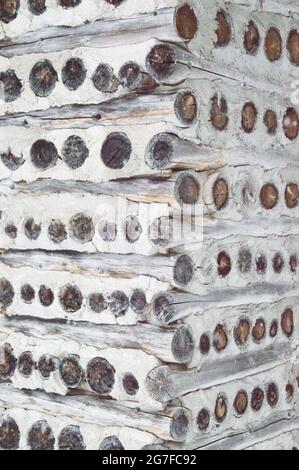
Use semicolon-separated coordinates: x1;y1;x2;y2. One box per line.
175;3;198;41
62;58;86;91
59;284;83;313
88;292;107;313
30;139;58;170
59;355;83;388
27;420;55;450
213;178;229;210
171;325;195;363
146;133;174;169
255;253;267;274
110;290;129;317
146;44;176;81
62;135;89;169
101;132;132;169
92;63;118;93
175;89;198;125
29;60;58;97
0;416;20;450
175;172;200;205
48;220;67;244
152;292;175;324
87;357;115;394
69;213;95;244
170;408;190;441
174;254;194;285
58;425;86;450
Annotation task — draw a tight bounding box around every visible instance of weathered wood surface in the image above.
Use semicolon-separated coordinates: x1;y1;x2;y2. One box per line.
1;0;298;451
146;343;293;403
0;384;190;442
0;315;195;365
0;406;162;450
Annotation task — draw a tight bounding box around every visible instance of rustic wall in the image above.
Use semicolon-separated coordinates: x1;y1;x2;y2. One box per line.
0;0;298;450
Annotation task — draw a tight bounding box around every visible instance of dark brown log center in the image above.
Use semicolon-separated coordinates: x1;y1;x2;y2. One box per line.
175;4;198;40
234;390;248;415
87;357;115;394
175;90;198;125
264;27;282;62
287;30;299;66
244;20;260;54
213;178;229;210
146;44;176;80
260;183;279;210
283;108;299;140
215;10;231;47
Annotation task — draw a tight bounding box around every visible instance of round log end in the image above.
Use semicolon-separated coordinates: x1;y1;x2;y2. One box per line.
58;425;86;451
264;27;282;62
27;420;55;450
145;365;172;403
145;133;174;169
28;0;47;16
215;10;231;47
17;351;35;378
0;343;17;380
264;110;278;135
171;325;195;363
146;44;176;81
241;102;257;134
69;213;95;244
0;416;20;450
101;132;132;169
287;30;299;66
175;172;200;205
244;20;260;55
152;292;175;324
170;408;190;441
0;278;15;308
234;390;248;415
87;357;115;395
175;90;198;125
281;308;294;338
59;355;83;388
234;318;250;347
175;3;198;40
174;254;194;285
283;108;299;141
29;60;58;97
0;0;20;24
260;183;279;210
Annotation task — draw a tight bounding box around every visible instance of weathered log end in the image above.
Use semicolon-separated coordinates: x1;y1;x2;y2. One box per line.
171;325;195;364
